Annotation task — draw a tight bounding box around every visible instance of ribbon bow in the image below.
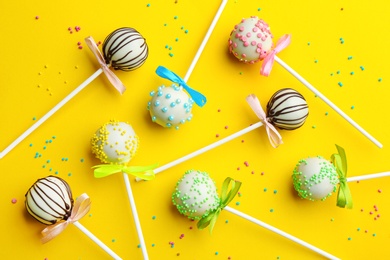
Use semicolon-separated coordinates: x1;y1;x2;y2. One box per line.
155;66;207;107
197;177;241;233
331;144;353;209
41;193;91;243
92;163;157;181
260;34;292;77
246;94;283;148
85;36;127;94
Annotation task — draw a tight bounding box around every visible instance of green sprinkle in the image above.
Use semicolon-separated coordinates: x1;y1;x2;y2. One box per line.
378;78;382;82
174;16;178;19
348;56;353;60
350;71;354;75
235;202;240;206
146;3;150;7
273;190;278;194
314;59;318;63
152;215;156;220
270;208;274;213
351;105;355;110
112;239;116;242
325;112;329;116
337;70;340;74
29;143;33;147
348;237;352;241
263;188;267;192
373;233;376;237
338;82;343;87
257;8;261;11
360;66;365;71
32;117;36;120
215;252;219;255
80;158;84;162
152;243;155;247
184;29;188;34
312;125;316;129
169;53;174;57
225;220;229;223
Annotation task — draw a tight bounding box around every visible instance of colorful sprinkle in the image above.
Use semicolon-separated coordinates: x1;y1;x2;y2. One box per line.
11;198;17;204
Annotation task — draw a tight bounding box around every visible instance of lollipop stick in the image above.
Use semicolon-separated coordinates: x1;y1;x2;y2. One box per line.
135;121;263;181
224;206;339;260
274;56;382;148
123;173;149;260
73;221;122;260
183;0;227;82
0;68;103;159
347;171;390;182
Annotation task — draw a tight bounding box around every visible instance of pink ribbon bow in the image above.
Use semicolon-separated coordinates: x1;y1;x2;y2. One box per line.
41;193;91;243
85;36;126;94
246;94;283;148
260;34;292;77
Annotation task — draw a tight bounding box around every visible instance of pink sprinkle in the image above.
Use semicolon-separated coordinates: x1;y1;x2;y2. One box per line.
77;42;81;45
378;189;382;193
243;41;249;47
251;41;256;46
11;198;17;204
241;53;247;58
261;172;265;175
251;171;255;174
78;46;83;49
217;109;221;112
189;226;193;229
224;126;229;129
237;167;240;170
233;42;237;48
257;43;263;48
369;211;373;215
252;27;258;32
257;33;262;38
68;27;72;31
377;214;381;218
35;16;39;20
365;230;368;233
216;134;219;138
256;48;261;53
239;26;245;32
244;161;249;167
246;32;251;37
241;140;245;143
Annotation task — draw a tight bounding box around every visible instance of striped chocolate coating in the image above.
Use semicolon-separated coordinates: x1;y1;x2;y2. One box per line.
266;88;309;130
25;176;73;225
102;27;148;71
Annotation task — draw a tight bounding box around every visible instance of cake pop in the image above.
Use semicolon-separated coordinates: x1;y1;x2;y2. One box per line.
0;27;148;159
25;176;122;259
292;145;390;208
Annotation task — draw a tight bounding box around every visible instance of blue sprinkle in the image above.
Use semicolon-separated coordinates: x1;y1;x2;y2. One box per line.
351;105;355;110
169;53;174;57
350;71;354;75
360;66;365;71
43;146;47;150
184;29;189;34
146;3;150;7
338;82;343;87
29;143;33;147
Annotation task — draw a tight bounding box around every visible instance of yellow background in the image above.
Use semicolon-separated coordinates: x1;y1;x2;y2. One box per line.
0;0;389;259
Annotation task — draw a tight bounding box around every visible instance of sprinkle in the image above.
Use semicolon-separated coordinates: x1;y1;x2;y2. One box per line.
216;134;220;138
325;112;329;116
273;190;278;194
257;8;261;11
35;16;39;20
29;143;33;147
236;202;240;206
175;38;179;42
337;70;340;74
146;3;150;7
270;208;274;213
378;189;382;193
224;125;229;129
350;71;354;75
152;243;155;247
340;38;344;44
348;56;353;60
80;158;84;163
174;16;178;19
184;29;189;34
11;198;17;204
307;42;311;45
378;78;382;82
244;161;249;167
351;105;355;110
360;66;365;71
215;252;219;255
312;125;316;129
169;53;174;57
112;239;116;242
152;215;156;220
263;188;267;192
348;237;352;241
338;82;343;87
314;59;318;63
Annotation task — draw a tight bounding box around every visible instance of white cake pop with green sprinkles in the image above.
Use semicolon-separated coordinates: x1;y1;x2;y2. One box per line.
91;120;139;164
147;84;194;130
292;156;339;201
172;170;220;220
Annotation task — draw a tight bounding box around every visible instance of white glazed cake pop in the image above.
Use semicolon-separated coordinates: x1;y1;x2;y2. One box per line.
292;156;339;201
91;120;139;164
228;16;274;63
147;84;194;130
102;27;148;71
172;170;220;220
266;88;309;130
25;176;74;225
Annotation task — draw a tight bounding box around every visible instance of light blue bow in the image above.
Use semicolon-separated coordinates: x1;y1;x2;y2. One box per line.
155;66;207;107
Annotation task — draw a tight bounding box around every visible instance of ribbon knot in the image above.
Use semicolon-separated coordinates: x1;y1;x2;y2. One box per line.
92;163;158;181
41;193;91;243
85;36;127;94
155;66;207;107
197;177;241;233
331;144;353;209
246;94;283;148
260;34;292;76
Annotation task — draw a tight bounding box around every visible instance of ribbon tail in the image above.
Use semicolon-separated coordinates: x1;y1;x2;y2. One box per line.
92;164;122;178
181;85;207;107
265;124;283;148
122;167;156;181
41;221;69;243
85;36;126;94
336;183;353;209
260;51;276;77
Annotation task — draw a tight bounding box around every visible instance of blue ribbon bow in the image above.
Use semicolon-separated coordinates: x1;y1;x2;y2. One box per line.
155;66;207;107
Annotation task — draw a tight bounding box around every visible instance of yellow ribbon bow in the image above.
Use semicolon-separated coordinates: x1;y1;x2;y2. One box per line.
331;144;353;209
92;163;157;181
41;193;91;243
197;177;242;233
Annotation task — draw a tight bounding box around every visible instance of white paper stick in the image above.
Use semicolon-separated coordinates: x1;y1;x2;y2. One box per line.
224;206;339;260
183;0;227;82
0;68;104;159
73;221;122;260
136;121;263;181
274;56;382;148
123;173;149;260
347;171;390;183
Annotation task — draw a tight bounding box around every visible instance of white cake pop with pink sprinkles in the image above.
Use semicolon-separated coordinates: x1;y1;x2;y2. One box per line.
228;16;274;63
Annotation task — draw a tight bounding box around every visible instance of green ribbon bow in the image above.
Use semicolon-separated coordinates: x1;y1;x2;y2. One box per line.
197;177;242;233
331;144;353;209
92;163;158;181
